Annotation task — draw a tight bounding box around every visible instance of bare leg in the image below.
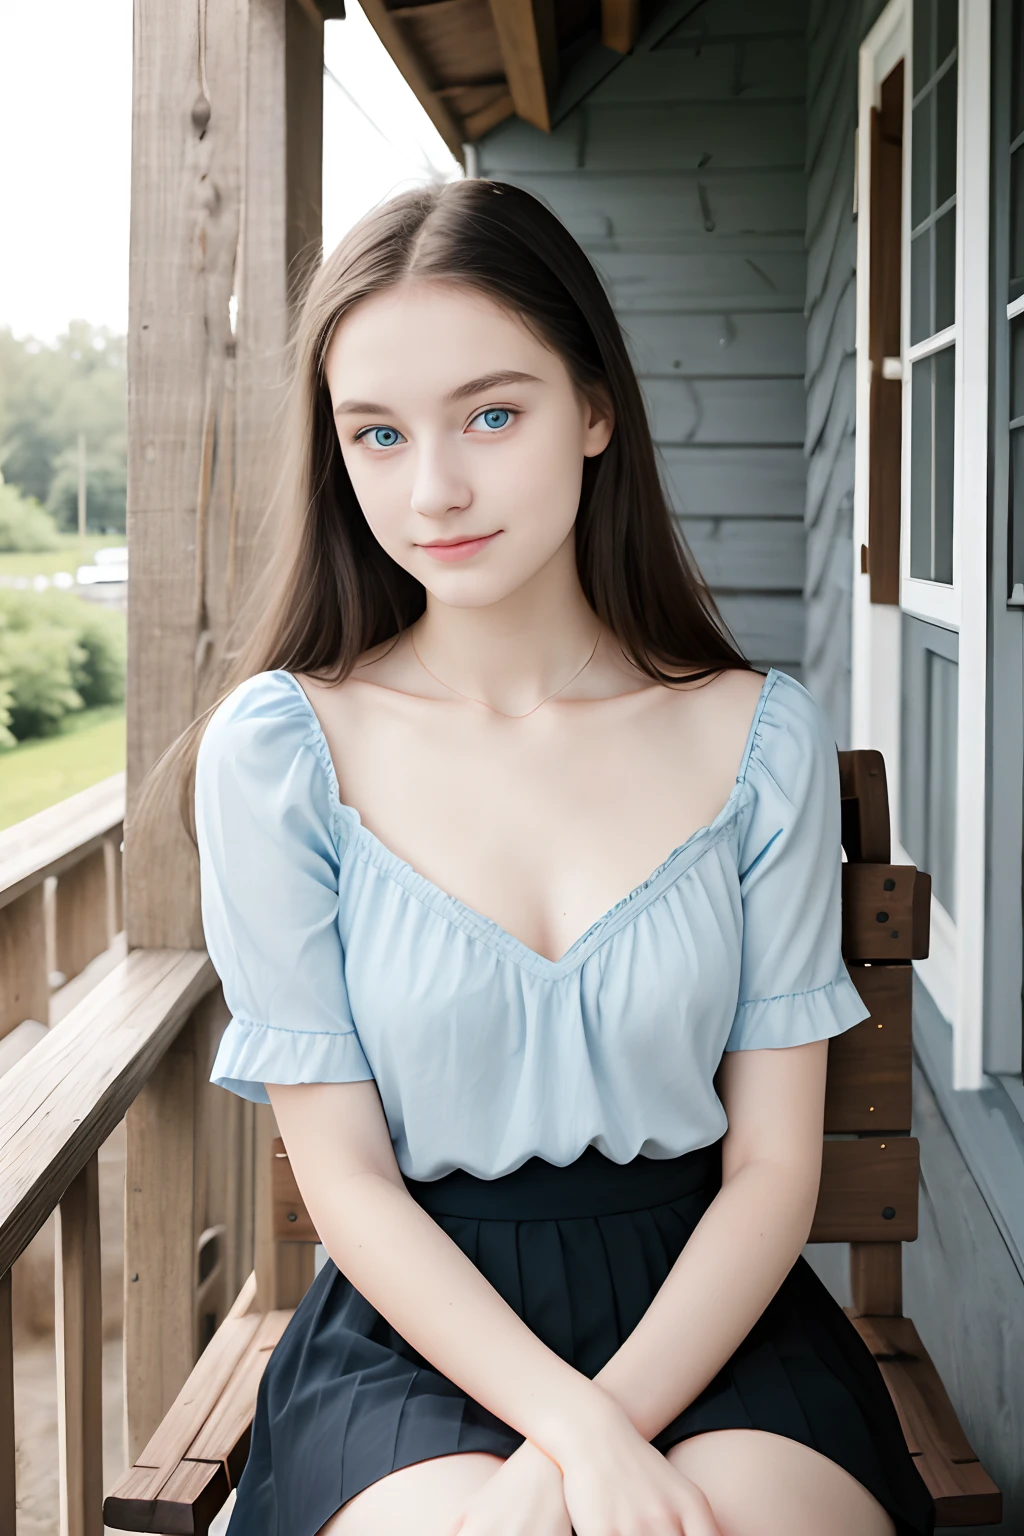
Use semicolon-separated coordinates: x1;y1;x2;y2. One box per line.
314;1451;506;1536
667;1429;898;1536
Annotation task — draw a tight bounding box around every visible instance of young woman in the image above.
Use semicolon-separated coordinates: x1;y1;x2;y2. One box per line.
171;179;934;1536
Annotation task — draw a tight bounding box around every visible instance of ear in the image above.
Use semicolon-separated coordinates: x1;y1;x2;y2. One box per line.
582;384;615;458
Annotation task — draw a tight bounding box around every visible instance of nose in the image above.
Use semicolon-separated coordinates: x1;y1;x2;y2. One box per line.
408;434;472;520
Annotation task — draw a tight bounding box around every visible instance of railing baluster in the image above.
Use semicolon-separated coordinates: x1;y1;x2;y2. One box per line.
55;1151;104;1536
1;1269;15;1532
56;847;116;987
0;885;49;1038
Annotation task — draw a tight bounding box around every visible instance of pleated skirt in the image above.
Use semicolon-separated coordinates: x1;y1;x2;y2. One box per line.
227;1139;935;1536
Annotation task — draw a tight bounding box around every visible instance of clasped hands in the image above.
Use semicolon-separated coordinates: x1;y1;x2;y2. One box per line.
447;1391;722;1536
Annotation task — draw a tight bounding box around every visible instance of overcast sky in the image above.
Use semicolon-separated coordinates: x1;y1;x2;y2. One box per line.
0;0;459;343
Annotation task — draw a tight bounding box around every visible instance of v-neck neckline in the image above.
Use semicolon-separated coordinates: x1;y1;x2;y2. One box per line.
275;665;778;979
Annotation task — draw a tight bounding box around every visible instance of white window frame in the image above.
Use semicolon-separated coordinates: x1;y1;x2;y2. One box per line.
853;0;991;1090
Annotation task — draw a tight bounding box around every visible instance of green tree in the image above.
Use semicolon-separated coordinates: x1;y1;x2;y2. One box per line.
0;480;61;552
0;323;127;532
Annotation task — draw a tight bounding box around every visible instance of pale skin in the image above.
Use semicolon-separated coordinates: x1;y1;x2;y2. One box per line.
261;278;896;1536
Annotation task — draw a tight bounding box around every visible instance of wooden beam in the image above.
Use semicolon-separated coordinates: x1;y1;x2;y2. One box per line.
358;0;466;160
0;773;123;912
0;947;215;1278
55;1153;104;1536
602;0;639;54
0;1271;13;1535
487;0;558;133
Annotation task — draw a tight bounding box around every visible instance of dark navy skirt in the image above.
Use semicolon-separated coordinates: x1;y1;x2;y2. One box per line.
227;1139;935;1536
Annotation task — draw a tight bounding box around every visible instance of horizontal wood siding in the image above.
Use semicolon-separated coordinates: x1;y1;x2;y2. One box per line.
476;0;810;674
803;0;885;740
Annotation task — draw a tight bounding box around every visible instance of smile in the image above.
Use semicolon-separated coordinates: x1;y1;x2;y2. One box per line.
417;531;502;563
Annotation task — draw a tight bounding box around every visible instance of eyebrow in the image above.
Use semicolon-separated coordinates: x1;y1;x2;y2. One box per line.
332;370;543;418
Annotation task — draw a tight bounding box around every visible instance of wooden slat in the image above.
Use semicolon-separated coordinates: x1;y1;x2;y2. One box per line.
271;1134;318;1244
602;0;639;53
487;0;558;132
255;1107;314;1309
0;772;124;911
0;947;216;1277
809;1138;919;1243
56;846;113;985
185;1309;292;1469
0;883;49;1040
125;1033;197;1462
838;748;891;862
0;1269;14;1535
104;1455;229;1535
55;1152;104;1536
841;865;931;961
824;965;912;1133
849;1241;903;1317
848;1314;1002;1526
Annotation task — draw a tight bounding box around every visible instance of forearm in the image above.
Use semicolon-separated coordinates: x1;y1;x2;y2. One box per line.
316;1170;610;1459
592;1157;817;1440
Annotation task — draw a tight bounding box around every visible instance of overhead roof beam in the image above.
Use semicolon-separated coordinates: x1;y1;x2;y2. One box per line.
487;0;559;133
602;0;639;53
358;0;466;161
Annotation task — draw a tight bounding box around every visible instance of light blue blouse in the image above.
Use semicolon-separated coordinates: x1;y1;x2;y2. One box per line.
196;665;871;1182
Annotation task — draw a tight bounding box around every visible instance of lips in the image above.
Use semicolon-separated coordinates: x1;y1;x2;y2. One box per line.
417;531;502;563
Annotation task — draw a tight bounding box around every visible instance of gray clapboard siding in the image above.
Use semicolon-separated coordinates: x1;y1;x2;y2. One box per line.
477;0;809;674
802;0;885;737
642;378;806;445
676;517;805;589
659;447;807;517
621;312;806;376
582;102;807;170
495;171;809;240
591;250;808;312
592;38;807;104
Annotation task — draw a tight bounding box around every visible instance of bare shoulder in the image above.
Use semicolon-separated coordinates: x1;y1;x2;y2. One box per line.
654;664;770;778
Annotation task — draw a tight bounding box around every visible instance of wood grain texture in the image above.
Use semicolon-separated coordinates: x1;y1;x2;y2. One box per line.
125;1033;196;1463
55;846;113;986
0;772;124;911
55;1153;104;1536
0;884;48;1040
0;948;215;1277
487;0;558;131
824;965;913;1134
810;1137;919;1243
0;1271;13;1535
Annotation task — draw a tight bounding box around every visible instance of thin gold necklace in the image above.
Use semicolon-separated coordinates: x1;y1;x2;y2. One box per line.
409;627;602;719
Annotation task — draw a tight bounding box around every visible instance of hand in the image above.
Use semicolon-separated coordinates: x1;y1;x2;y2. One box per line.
555;1395;723;1536
447;1437;571;1536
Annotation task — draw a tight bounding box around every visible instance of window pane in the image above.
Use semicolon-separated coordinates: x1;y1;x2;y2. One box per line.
936;62;958;207
936;0;958;66
912;94;933;226
926;650;958;918
934;345;955;582
911;227;932;343
911;356;934;578
914;0;934;87
935;206;956;331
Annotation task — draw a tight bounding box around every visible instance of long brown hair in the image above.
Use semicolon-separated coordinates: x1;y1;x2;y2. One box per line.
133;177;752;851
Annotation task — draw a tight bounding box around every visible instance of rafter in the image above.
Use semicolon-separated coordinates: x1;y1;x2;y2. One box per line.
358;0;466;161
487;0;559;133
601;0;639;54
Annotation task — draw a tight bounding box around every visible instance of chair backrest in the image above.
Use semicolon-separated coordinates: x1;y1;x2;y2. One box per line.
270;746;930;1316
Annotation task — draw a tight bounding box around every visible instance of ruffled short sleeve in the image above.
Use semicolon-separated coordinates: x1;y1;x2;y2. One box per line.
723;672;872;1052
195;670;375;1104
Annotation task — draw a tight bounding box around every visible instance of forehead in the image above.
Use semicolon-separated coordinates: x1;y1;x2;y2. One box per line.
324;280;558;394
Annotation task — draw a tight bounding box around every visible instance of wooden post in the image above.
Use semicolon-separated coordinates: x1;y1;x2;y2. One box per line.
55;848;112;985
124;0;327;1452
55;1153;104;1536
0;1270;14;1535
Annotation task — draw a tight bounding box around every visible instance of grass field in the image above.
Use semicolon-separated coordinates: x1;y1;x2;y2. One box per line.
0;704;126;830
0;534;126;581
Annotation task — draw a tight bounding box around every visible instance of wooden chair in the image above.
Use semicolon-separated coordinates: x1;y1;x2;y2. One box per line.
103;747;1002;1532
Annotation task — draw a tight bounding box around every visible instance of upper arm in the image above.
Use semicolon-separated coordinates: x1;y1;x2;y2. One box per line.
714;1040;828;1200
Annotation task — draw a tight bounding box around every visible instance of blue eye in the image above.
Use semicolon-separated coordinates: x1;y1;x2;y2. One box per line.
472;408;513;431
357;425;405;449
